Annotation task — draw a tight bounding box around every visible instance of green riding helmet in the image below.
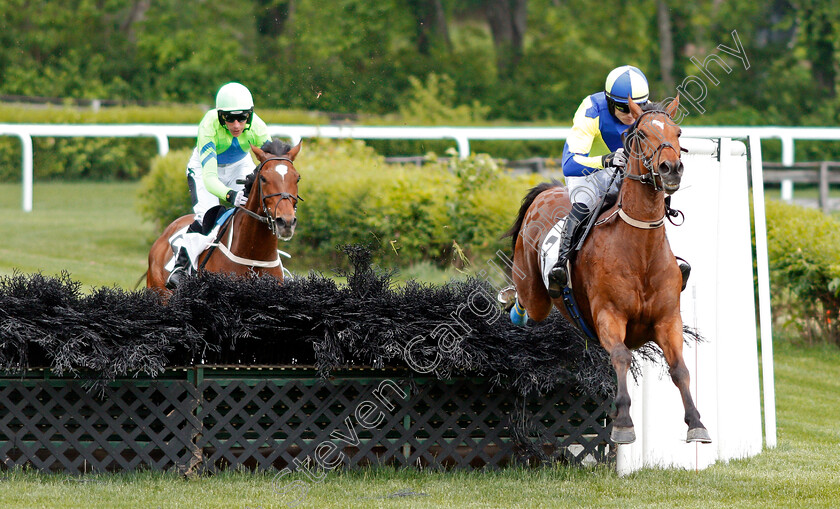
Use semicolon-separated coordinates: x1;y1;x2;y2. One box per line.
216;82;254;126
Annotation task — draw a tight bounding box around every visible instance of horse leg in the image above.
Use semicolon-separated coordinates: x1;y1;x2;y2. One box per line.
511;239;553;322
595;311;635;444
655;318;712;443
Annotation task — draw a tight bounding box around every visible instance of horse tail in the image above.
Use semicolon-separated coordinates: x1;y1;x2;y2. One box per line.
133;270;148;291
501;179;563;253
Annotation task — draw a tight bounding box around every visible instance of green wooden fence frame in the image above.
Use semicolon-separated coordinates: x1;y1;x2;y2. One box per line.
0;366;614;473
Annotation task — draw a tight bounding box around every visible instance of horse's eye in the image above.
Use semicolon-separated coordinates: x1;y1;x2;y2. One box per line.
297;176;301;183
260;175;267;183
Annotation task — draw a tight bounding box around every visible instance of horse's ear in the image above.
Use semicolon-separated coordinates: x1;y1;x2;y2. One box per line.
665;94;680;118
628;97;643;117
252;144;267;162
287;141;302;161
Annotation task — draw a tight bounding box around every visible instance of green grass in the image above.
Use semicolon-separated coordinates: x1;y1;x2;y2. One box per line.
0;182;154;291
0;344;837;508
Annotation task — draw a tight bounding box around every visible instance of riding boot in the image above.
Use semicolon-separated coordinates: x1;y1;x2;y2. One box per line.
677;258;691;292
165;247;191;290
547;203;590;298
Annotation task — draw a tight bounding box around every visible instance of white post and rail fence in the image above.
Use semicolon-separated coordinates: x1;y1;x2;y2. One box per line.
4;123;837;471
3;124;840;212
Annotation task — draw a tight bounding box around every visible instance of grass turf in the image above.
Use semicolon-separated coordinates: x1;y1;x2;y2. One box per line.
0;338;837;508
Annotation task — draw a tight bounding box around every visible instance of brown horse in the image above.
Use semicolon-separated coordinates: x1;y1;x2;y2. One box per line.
503;96;710;445
147;140;302;293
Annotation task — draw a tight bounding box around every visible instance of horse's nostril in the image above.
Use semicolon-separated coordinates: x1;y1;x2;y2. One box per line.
660;160;681;175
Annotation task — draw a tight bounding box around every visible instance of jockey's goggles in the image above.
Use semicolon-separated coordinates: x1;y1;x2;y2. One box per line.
612;101;631;114
221;110;250;123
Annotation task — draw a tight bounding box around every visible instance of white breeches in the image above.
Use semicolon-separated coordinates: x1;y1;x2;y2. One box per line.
564;167;622;210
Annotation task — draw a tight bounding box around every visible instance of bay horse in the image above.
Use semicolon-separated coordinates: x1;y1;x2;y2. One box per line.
503;96;710;445
146;140;302;294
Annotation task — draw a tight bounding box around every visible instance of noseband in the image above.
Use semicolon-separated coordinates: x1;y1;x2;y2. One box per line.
238;156;304;237
621;110;687;192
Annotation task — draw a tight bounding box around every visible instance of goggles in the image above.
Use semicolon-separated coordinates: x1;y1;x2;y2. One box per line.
612;101;631;114
221;110;250;123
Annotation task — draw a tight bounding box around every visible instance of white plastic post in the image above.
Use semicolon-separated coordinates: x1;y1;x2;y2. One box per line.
780;135;794;203
154;134;170;156
20;133;33;213
749;135;778;448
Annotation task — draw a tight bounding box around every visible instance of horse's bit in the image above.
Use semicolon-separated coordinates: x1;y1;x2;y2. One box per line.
237;156;304;237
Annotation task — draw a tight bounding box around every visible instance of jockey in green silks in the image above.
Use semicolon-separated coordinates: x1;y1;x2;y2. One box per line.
166;82;272;289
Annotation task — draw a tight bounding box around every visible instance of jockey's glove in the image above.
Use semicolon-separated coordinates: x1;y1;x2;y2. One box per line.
225;190;248;207
601;148;627;169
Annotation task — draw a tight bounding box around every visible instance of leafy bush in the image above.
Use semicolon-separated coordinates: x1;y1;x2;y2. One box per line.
397;73;490;126
0;136;157;182
136;138;544;269
295;139;543;268
136;149;194;231
765;199;840;345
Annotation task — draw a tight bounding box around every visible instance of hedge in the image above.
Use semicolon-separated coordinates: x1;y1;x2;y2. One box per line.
137;138;544;268
764;199;840;345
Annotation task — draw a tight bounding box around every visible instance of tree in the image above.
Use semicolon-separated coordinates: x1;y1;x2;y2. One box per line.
800;0;838;99
657;0;675;92
255;0;295;38
406;0;451;55
483;0;528;79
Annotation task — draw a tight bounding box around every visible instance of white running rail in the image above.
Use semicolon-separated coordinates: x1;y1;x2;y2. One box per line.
3;124;840;212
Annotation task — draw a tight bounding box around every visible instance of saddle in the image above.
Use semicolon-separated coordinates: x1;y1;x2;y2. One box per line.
192;205;232;235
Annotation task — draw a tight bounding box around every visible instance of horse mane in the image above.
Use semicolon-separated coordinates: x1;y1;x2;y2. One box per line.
241;139;294;195
501;179;563;252
261;138;292;156
640;100;666;112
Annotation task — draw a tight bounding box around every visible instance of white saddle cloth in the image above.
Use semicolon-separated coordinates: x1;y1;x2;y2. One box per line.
539;217;567;290
164;224;222;272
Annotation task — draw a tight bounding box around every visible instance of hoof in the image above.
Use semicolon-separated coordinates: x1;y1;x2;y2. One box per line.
497;285;516;312
611;426;636;444
687;427;712;443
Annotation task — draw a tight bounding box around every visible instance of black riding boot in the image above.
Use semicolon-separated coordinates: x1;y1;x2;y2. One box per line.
677;258;691;292
547;203;590;298
165;247;191;290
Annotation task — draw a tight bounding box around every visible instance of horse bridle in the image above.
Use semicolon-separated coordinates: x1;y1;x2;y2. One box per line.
621;110;687;192
237;156;303;237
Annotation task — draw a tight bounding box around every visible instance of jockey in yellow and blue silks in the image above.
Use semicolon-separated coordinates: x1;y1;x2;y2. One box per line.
546;66;649;298
166;82;272;289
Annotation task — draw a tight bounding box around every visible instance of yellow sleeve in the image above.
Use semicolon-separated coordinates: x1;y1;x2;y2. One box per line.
566;97;604;171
